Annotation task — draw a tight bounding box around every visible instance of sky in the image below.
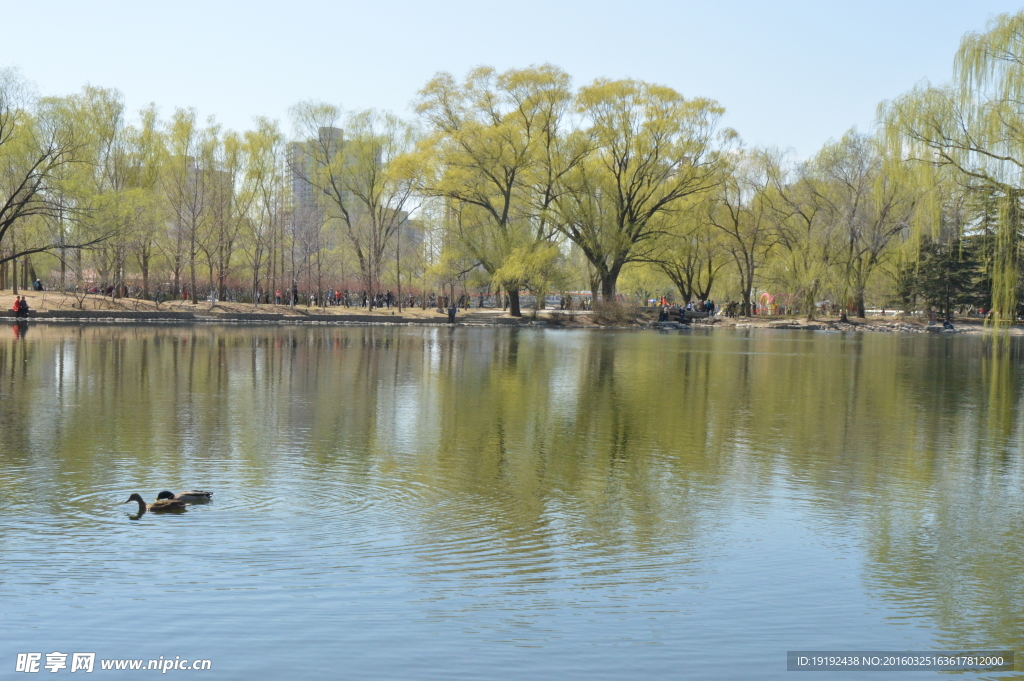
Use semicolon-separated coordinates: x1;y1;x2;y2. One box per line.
1;0;1021;158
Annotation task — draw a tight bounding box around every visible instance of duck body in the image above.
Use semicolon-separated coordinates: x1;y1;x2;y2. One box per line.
123;493;187;514
156;490;213;504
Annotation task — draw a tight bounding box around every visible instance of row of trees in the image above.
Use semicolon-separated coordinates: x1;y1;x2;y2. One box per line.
4;11;1024;319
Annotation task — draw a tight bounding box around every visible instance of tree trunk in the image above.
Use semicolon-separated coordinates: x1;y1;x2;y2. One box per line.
219;241;228;302
507;288;521;317
141;252;150;300
738;263;753;316
694;276;713;302
600;262;623;302
601;278;615;300
252;259;261;308
805;290;816;321
190;228;198;304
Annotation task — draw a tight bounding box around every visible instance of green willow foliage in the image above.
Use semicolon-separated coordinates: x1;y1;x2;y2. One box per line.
882;11;1024;324
5;14;1024;317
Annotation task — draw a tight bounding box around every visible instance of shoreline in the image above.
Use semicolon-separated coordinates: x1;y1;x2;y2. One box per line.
3;292;1018;334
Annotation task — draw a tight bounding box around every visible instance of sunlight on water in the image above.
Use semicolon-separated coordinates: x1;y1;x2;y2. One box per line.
1;325;1021;679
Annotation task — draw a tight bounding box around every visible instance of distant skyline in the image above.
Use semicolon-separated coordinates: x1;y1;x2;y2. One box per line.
2;1;1021;158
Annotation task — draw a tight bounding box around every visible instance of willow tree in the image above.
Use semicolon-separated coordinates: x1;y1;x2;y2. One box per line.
239;118;287;306
555;79;728;300
706;149;779;316
806;132;921;319
62;85;153;299
881;11;1024;322
162;108;210;301
0;69;101;290
415;65;579;316
37;89;167;298
122;105;166;299
653;198;730;305
291;104;420;308
759;151;835;320
199;126;250;302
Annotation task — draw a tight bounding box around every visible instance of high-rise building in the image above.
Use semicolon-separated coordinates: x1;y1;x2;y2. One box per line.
288;125;423;259
288;126;343;218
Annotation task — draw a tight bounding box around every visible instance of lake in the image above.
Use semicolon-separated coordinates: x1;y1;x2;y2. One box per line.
1;324;1021;679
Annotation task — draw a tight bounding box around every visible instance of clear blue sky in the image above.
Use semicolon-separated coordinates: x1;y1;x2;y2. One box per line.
1;0;1020;157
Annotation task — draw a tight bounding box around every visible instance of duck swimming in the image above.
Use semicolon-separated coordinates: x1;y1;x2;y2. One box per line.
123;493;188;514
156;490;213;504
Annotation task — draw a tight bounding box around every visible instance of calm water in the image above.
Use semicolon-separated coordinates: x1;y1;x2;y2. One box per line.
1;325;1022;680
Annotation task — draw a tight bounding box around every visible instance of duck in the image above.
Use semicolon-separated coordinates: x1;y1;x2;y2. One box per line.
123;493;188;514
156;490;213;504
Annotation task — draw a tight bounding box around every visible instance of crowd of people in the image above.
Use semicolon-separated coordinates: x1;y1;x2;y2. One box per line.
656;299;721;322
557;295;593;311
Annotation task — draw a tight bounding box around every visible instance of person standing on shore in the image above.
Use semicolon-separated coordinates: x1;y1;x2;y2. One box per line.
448;303;457;324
